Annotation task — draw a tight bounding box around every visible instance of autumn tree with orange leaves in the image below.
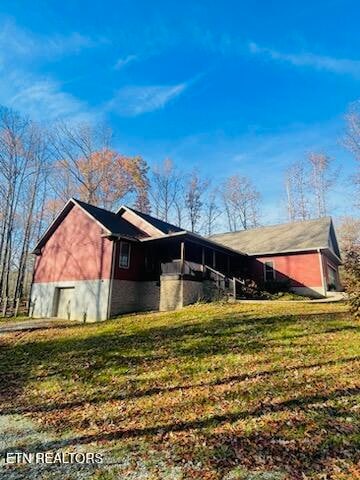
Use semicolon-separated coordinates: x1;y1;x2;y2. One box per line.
50;122;150;212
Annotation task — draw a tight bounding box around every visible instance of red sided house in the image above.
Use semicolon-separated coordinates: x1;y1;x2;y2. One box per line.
30;198;341;321
210;217;342;298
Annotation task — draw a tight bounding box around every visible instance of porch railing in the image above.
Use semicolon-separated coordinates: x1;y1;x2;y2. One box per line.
161;260;202;276
161;261;245;299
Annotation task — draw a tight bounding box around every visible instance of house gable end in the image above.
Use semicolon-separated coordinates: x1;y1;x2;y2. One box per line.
32;203;113;283
33;199;112;254
117;206;164;237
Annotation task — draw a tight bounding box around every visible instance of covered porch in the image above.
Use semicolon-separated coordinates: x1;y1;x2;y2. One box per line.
141;231;247;279
139;232;248;310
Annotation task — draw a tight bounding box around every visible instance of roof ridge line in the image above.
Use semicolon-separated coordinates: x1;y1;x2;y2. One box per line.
72;197;117;215
210;216;332;237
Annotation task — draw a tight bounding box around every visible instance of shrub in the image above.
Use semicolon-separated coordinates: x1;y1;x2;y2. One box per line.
238;278;261;298
261;279;291;294
343;245;360;318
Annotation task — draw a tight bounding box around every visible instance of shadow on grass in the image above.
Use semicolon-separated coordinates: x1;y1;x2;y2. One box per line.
0;310;355;410
0;307;358;478
1;355;359;416
1;386;358;458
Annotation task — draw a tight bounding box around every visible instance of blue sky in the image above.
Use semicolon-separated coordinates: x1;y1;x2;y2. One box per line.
0;0;359;222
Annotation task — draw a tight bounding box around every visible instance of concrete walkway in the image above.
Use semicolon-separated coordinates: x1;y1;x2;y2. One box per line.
236;292;347;304
0;318;79;334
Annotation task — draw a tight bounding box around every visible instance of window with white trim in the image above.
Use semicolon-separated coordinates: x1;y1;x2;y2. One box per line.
327;264;337;289
119;241;131;269
264;261;275;281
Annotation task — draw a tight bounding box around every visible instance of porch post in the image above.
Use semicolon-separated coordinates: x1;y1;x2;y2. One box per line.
201;247;205;276
212;250;216;269
227;256;230;274
180;241;185;275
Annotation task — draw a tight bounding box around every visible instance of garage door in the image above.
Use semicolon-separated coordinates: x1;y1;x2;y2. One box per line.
56;287;74;319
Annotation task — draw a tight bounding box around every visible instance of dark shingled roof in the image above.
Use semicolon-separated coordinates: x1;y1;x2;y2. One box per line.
210;217;340;257
125;206;183;234
74;199;147;238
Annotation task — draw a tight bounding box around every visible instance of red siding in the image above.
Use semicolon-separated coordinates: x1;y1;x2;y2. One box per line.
33;205;113;283
251;251;323;287
112;241;146;280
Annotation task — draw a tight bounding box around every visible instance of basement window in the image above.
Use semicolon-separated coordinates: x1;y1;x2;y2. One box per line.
264;261;275;281
119;241;131;269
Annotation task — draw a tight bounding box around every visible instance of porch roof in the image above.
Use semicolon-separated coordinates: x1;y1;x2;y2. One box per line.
139;230;247;257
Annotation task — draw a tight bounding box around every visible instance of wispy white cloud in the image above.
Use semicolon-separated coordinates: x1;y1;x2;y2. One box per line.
183;24;360;78
0;19;104;123
248;42;360;77
0;19;104;61
5;76;95;123
113;54;138;70
123;118;357;221
106;82;188;116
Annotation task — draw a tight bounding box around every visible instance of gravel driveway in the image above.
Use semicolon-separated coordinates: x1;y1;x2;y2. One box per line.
0;318;79;334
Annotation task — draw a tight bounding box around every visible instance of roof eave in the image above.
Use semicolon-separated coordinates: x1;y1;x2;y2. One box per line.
248;246;329;257
321;247;342;264
140;230;248;256
101;233;140;242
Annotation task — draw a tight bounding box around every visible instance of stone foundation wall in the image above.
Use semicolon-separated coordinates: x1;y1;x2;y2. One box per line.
110;280;160;316
159;275;204;311
182;279;204;306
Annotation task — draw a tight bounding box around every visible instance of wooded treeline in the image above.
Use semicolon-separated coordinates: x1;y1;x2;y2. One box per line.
0;103;359;300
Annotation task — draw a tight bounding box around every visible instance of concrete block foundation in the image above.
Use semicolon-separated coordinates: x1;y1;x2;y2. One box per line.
110;280;160;316
160;275;204;311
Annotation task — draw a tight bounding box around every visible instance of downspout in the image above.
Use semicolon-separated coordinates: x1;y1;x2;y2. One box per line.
318;248;327;297
106;239;117;320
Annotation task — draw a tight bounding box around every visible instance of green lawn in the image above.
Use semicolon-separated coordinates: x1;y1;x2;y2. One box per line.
0;315;29;323
0;302;359;479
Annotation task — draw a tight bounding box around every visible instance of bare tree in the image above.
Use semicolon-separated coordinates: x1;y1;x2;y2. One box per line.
284;170;296;222
284;154;336;221
0;107;48;299
173;180;185;228
222;175;261;231
150;158;181;222
13;127;49;300
308;152;334;217
0;108;32;297
202;189;221;236
343;105;360;208
284;160;310;221
337;216;360;253
184;170;209;233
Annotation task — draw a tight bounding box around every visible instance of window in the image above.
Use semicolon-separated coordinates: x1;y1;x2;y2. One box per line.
327;264;337;290
119;241;131;269
264;261;275;281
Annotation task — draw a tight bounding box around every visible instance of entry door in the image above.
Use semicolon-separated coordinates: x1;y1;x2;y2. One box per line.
56;287;74;319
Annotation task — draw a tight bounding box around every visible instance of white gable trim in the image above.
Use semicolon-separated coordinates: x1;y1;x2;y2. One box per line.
117;206;164;237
